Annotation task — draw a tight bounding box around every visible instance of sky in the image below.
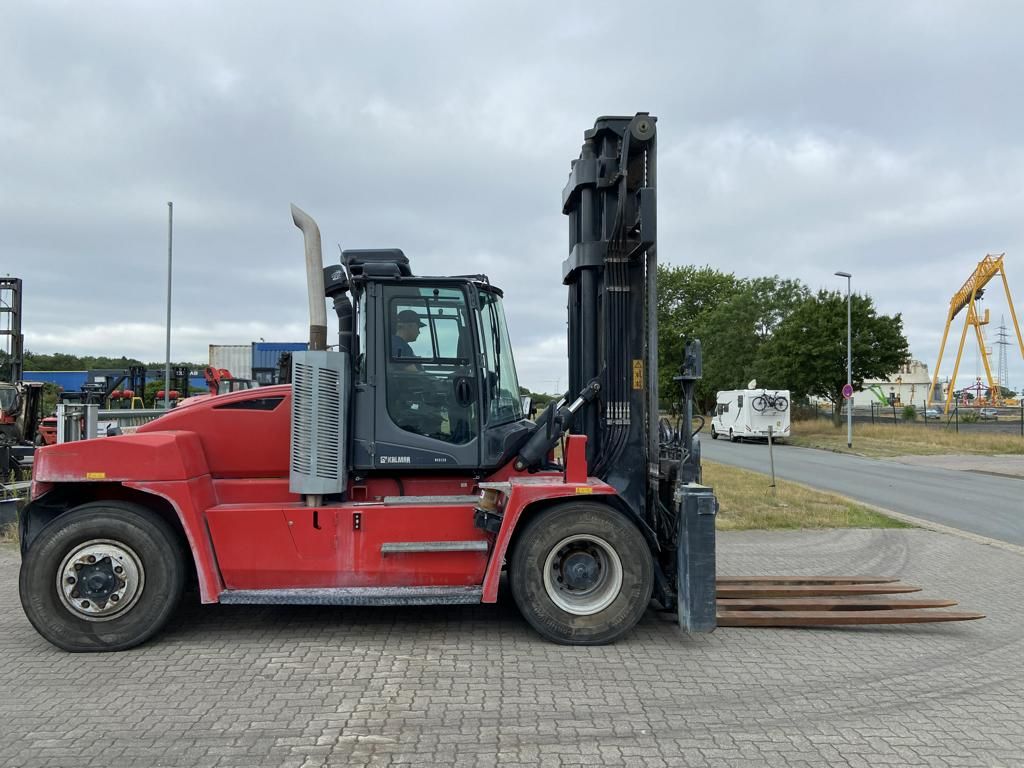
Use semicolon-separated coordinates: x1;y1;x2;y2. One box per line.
2;1;1024;394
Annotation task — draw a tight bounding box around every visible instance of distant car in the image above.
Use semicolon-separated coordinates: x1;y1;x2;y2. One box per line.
979;408;999;420
924;408;942;420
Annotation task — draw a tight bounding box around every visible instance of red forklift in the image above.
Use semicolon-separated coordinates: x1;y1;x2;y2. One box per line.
18;115;980;651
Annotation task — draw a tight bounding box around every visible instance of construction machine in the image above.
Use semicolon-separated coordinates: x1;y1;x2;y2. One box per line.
0;380;43;477
17;115;981;652
203;366;257;396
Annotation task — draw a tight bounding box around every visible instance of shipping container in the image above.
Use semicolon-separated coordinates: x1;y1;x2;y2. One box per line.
251;341;307;385
22;371;89;392
208;344;252;380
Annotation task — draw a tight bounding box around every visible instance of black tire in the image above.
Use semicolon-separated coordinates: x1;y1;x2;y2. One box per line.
751;395;767;412
509;502;653;645
710;425;718;440
19;501;185;652
774;396;789;412
729;429;738;443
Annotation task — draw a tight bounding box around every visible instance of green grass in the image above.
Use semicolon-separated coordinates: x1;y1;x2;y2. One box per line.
789;421;1024;458
0;522;17;546
704;460;911;531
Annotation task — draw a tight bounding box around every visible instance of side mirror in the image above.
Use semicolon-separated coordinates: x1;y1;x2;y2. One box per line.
521;396;533;418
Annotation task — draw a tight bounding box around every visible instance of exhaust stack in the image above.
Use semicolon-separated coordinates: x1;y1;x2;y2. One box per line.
290;204;328;351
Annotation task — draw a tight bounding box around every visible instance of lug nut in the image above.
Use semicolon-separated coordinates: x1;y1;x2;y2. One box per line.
81;600;90;608
66;577;76;585
110;594;120;602
86;555;96;564
71;589;80;598
74;563;83;571
114;566;124;575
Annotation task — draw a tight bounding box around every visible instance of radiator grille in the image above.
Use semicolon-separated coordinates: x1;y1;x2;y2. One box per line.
289;351;347;495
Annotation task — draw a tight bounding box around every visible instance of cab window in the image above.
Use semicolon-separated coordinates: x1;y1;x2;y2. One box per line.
384;286;476;444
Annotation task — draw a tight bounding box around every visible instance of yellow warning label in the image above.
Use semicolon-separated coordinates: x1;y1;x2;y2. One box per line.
632;359;644;390
85;472;106;480
575;487;594;495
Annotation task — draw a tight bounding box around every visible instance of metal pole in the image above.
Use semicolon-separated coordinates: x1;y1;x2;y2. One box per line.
767;426;776;495
164;202;173;410
835;271;853;446
846;278;852;447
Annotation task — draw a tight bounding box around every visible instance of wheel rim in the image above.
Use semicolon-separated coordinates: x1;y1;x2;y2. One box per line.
542;534;623;616
56;539;145;622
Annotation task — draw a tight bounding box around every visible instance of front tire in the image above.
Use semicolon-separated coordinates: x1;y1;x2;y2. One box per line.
710;425;718;440
509;502;653;645
19;501;185;652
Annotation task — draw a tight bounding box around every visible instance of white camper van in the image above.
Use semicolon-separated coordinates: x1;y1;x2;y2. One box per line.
710;389;790;442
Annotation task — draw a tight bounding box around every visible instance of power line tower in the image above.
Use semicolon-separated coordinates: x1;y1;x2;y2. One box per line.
995;315;1011;395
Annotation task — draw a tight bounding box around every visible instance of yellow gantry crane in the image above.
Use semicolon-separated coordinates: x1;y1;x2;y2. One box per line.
928;253;1024;413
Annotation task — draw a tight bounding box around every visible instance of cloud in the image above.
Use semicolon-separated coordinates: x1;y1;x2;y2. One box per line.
2;1;1024;391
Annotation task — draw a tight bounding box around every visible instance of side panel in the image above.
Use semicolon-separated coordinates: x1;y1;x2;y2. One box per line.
206;501;489;590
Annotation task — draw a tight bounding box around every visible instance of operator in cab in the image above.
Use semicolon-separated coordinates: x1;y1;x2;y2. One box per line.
391;309;425;364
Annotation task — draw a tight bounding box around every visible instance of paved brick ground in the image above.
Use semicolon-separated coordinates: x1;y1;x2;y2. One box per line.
1;529;1021;768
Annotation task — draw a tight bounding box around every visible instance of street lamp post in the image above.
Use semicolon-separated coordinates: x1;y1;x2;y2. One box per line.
835;271;852;448
165;202;173;410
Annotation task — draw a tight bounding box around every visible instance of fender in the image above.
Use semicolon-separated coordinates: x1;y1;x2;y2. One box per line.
29;430;225;602
122;477;224;603
479;477;618;603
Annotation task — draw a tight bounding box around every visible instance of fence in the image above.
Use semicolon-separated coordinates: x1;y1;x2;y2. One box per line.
55;403;166;443
794;400;1024;436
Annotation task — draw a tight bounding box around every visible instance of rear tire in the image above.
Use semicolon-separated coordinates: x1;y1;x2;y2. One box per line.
19;501;185;652
729;429;738;443
509;502;653;645
710;425;718;440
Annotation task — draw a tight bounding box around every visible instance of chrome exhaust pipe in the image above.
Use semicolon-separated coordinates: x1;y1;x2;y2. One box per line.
290;204;328;351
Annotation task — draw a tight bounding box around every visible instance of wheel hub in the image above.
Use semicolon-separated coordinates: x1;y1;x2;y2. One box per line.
77;560;119;600
57;540;145;622
562;552;600;590
542;534;624;616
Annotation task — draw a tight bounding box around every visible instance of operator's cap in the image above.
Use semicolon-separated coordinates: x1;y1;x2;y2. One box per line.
397;309;426;327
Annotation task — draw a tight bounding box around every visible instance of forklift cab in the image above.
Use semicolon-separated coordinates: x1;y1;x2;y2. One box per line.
342;250;532;473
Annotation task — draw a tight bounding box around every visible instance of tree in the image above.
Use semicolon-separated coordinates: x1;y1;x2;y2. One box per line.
657;265;742;404
693;276;808;411
754;290;910;425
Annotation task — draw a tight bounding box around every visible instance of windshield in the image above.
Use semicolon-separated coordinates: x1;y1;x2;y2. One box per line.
478;290;523;424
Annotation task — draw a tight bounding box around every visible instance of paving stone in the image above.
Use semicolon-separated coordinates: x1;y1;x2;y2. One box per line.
1;529;1021;767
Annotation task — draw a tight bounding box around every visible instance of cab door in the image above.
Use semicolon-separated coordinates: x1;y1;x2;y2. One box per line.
369;282;481;470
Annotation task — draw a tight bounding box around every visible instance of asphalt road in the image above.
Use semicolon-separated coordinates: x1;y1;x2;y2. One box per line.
700;436;1024;546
